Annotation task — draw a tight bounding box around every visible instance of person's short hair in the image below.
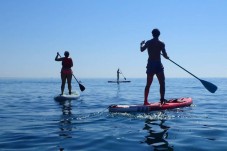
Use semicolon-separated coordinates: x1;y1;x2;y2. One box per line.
152;28;160;37
64;51;69;57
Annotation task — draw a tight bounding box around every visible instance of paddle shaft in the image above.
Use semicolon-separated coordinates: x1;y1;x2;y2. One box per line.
119;69;126;80
167;58;200;80
162;54;217;93
72;74;79;83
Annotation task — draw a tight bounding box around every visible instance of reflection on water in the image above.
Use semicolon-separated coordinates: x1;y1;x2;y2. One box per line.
143;119;173;151
57;100;73;151
59;101;73;138
58;100;73;138
115;84;120;98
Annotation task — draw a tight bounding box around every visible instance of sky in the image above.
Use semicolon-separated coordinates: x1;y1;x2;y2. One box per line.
0;0;227;79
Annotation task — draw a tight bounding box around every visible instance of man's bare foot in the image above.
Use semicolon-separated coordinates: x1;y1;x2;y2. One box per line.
160;99;167;105
144;102;151;105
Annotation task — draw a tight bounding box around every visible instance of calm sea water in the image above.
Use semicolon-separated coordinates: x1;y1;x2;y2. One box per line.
0;78;227;151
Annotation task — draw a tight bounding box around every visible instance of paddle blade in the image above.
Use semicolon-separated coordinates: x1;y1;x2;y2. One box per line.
79;83;85;91
200;79;217;93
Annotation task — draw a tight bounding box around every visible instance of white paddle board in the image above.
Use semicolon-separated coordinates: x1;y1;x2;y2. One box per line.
54;92;80;101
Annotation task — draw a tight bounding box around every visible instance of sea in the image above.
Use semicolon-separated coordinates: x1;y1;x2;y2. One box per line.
0;78;227;151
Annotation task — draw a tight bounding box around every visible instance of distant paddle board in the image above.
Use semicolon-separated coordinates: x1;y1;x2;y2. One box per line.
109;97;192;112
54;92;80;101
108;80;131;83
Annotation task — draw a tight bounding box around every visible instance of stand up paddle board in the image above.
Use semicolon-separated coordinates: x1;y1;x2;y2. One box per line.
54;92;80;101
109;97;192;112
108;80;131;83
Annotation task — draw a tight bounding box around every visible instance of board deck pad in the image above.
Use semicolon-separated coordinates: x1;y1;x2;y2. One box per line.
54;92;80;101
109;97;192;112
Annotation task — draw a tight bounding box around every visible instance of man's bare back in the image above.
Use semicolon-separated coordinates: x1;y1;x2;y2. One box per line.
141;38;168;61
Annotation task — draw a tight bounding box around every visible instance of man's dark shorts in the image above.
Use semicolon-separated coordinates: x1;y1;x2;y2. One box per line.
146;60;164;74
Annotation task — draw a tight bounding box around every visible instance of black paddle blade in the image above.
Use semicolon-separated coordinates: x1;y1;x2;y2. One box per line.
79;83;85;91
200;79;217;93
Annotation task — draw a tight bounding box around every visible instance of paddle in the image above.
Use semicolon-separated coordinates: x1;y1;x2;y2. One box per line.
72;74;85;92
164;55;217;93
57;53;85;92
119;69;127;80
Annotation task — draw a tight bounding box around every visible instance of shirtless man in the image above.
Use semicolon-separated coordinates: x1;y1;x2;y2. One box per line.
140;28;169;105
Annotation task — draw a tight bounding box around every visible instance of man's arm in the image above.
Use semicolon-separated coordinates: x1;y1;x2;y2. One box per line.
161;47;169;59
140;40;146;52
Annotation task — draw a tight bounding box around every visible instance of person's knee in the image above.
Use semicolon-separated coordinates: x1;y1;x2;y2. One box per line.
145;84;151;90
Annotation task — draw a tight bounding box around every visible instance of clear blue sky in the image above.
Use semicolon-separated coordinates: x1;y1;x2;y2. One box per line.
0;0;226;78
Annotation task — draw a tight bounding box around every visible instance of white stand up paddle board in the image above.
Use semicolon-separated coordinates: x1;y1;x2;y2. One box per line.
54;92;80;101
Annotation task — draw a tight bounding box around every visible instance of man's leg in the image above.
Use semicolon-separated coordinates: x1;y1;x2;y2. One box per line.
144;73;154;105
156;72;166;103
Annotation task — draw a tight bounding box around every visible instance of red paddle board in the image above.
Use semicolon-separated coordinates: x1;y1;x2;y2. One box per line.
109;97;192;112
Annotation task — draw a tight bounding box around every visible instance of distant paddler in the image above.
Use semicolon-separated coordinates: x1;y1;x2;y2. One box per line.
108;69;130;83
117;68;121;83
117;68;128;83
